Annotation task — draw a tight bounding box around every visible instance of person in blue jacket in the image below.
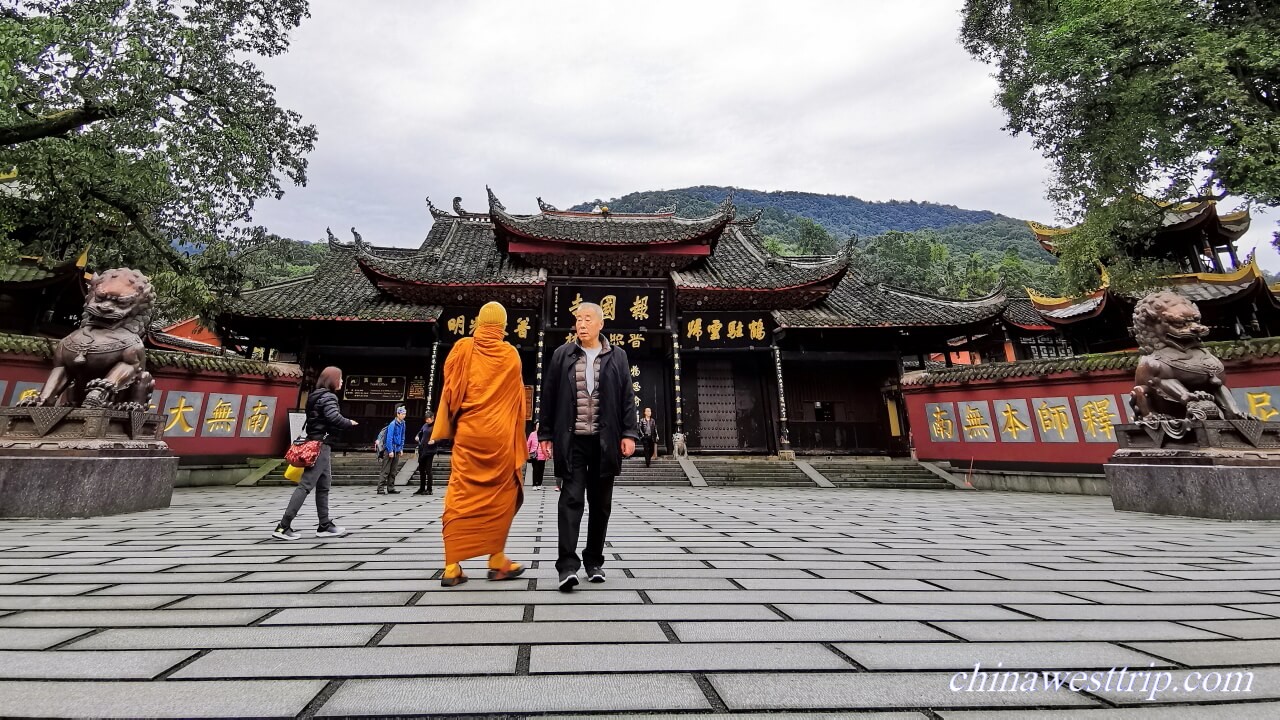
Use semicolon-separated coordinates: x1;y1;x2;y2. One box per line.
378;405;407;495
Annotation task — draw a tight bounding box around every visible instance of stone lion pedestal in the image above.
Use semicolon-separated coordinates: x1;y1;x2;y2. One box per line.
1107;420;1280;521
0;406;176;518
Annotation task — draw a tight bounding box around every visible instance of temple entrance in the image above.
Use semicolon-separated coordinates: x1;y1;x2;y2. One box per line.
695;360;737;449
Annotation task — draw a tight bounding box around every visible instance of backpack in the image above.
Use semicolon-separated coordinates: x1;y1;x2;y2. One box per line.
375;423;389;457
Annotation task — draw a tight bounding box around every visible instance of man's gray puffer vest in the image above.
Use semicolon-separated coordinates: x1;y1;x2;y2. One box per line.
572;339;612;435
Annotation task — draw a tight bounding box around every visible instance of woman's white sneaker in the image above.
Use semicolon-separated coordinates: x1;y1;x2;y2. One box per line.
315;525;347;538
272;527;301;541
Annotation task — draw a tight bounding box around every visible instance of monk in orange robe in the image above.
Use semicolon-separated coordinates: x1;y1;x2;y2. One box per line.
431;301;526;586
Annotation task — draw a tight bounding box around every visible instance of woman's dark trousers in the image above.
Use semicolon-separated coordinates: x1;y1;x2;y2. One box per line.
417;453;435;493
531;458;546;486
281;445;332;530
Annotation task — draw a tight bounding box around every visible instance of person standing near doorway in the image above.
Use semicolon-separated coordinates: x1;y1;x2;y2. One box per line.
415;411;437;495
539;302;640;591
638;407;659;467
377;405;407;495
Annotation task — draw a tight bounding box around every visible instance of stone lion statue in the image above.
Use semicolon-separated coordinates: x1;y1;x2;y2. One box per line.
1130;290;1242;421
20;268;156;411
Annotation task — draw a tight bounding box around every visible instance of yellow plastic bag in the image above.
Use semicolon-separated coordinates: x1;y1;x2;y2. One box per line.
283;464;305;483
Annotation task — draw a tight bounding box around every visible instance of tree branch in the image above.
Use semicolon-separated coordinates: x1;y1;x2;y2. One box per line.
0;103;120;146
85;188;189;273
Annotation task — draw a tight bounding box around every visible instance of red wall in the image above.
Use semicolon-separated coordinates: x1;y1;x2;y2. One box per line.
902;357;1280;470
1;354;300;460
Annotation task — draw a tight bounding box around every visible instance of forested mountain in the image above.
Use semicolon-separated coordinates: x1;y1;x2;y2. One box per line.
573;186;1061;296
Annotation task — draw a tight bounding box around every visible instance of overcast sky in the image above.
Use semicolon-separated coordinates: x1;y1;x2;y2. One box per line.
251;0;1279;272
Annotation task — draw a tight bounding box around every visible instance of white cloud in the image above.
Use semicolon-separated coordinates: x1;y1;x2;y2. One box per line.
249;0;1279;272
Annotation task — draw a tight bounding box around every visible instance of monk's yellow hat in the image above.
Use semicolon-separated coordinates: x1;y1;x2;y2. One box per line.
475;301;507;329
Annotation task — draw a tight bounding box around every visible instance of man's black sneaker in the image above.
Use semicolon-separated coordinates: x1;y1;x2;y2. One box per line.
271;526;301;541
558;571;579;592
376;486;386;495
413;488;429;495
586;567;606;583
386;487;400;494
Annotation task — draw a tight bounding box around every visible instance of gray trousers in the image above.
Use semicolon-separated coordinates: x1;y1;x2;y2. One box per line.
281;444;332;530
379;453;401;488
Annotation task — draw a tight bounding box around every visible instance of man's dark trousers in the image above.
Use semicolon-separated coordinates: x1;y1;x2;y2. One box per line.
557;434;615;574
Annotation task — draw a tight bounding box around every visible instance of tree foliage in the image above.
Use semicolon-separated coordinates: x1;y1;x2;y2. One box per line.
0;0;317;323
961;0;1280;285
855;229;1062;299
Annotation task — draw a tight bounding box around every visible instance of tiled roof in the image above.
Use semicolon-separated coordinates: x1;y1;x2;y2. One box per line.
0;257;84;288
488;188;734;246
674;224;848;293
0;332;302;378
227;240;439;322
1002;297;1053;330
147;332;224;355
355;218;545;287
773;272;1007;329
1028;201;1251;252
903;338;1280;386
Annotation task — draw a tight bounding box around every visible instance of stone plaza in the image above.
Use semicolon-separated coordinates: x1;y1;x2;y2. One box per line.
1;484;1279;718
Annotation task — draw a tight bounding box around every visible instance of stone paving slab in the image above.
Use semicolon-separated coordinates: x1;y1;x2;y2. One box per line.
533;603;781;622
710;671;1100;710
0;679;326;718
1128;638;1280;666
0;595;182;611
90;581;322;595
1182;619;1280;639
934;621;1229;642
0;609;268;628
0;649;196;679
317;674;711;715
169;591;415;609
172;645;517;679
671;620;950;642
1007;604;1267;621
530;641;850;673
70;624;382;649
262;605;524;625
836;641;1169;670
382;620;668;646
774;603;1030;621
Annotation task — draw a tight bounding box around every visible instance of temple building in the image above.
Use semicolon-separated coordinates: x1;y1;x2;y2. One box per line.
219;190;1009;455
1020;201;1278;353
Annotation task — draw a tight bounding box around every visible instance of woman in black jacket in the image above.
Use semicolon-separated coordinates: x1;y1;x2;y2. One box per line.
273;366;358;540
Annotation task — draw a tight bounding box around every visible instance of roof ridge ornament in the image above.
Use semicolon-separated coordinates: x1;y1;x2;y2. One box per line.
537;197;558;213
350;227;366;249
425;196;451;220
740;208;764;224
326;227;343;249
453;197;469;216
486;186;505;212
656;204;677;215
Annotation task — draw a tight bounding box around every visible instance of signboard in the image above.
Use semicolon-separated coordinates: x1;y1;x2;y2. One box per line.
440;307;538;348
677;312;772;349
344;376;405;402
407;376;426;400
524;385;534;421
551;285;667;330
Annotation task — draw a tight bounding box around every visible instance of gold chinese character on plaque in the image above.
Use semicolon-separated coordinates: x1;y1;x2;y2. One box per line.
1036;401;1072;440
630;365;640;377
686;318;703;341
1079;398;1117;440
608;333;625;346
629;333;643;349
17;388;39;403
514;317;530;339
565;332;575;344
999;403;1031;441
600;295;617;321
632;381;641;393
962;406;992;439
931;406;955;440
446;315;465;334
1246;391;1280;421
245;401;271;434
568;293;583;314
748;319;766;341
630;295;650;321
726;321;744;339
165;396;196;433
707;319;723;341
205;399;236;433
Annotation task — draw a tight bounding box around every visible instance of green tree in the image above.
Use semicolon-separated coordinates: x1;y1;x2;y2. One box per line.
961;0;1280;285
0;0;317;322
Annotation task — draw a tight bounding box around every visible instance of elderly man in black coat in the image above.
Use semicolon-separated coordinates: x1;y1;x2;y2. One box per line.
538;302;640;591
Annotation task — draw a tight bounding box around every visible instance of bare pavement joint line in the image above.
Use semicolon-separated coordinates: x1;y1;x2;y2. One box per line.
0;485;1277;716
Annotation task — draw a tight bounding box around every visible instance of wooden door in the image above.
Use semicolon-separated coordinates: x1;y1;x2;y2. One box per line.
696;360;738;449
